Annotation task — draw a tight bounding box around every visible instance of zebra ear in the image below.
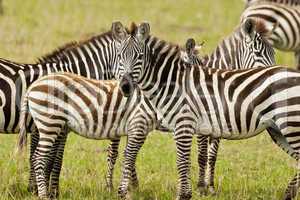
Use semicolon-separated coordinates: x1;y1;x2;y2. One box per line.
185;38;196;57
111;21;127;41
243;18;255;38
137;22;150;42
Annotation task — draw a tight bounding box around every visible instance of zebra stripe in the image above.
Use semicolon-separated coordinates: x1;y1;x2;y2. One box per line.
39;21;275;195
17;72;158;199
5;19;273;196
0;31;118;196
113;22;299;200
183;18;275;193
241;1;300;68
246;0;300;7
202;19;275;69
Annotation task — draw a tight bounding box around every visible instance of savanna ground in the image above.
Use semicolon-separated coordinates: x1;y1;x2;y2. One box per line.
0;0;297;199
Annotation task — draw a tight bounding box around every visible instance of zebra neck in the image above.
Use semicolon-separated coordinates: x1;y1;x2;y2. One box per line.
202;28;244;69
139;43;193;106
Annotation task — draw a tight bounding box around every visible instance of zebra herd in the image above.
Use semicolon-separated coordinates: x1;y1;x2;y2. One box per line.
0;0;297;199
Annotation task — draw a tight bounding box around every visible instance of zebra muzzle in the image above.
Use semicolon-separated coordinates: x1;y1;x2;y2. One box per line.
120;73;135;97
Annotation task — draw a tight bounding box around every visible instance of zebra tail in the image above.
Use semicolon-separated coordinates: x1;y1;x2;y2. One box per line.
17;94;29;152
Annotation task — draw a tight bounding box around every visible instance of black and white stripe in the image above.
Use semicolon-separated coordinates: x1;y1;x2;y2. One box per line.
114;22;300;200
189;18;276;193
17;72;159;199
3;19;274;196
241;0;300;68
40;19;275;196
0;31;119;195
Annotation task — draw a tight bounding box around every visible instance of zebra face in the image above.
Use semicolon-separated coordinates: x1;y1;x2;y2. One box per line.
112;22;150;97
242;19;275;68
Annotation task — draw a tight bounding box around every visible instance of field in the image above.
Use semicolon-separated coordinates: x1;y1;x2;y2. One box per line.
0;0;298;199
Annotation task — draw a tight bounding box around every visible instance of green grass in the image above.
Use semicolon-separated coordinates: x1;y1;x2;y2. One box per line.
0;0;298;199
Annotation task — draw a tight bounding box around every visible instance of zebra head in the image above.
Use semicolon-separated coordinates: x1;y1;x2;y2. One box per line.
240;18;275;68
112;21;150;97
181;38;203;66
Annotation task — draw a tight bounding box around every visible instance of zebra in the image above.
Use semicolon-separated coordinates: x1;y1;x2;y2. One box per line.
0;30;121;196
1;36;198;199
36;18;275;196
241;0;300;68
15;39;202;198
189;18;276;194
112;22;300;200
17;72;162;199
0;19;273;195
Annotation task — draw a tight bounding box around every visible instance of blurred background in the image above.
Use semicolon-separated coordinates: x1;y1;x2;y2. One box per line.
0;0;296;199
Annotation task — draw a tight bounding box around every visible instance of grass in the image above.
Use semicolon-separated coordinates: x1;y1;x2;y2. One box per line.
0;0;298;199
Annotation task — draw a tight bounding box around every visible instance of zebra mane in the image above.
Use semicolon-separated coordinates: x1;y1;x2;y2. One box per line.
254;19;269;37
37;31;112;63
126;22;138;36
38;22;140;64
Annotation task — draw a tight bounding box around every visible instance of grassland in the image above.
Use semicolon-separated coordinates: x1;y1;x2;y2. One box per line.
0;0;298;199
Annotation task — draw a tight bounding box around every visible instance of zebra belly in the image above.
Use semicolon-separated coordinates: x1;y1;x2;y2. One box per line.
67;118;128;140
197;119;272;140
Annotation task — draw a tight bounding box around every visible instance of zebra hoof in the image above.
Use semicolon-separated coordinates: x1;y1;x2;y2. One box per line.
207;186;216;195
118;188;129;200
38;196;51;200
176;192;192;200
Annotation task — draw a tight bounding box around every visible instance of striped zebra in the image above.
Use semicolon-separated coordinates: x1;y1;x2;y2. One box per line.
34;19;275;196
0;31;120;196
1;19;273;196
241;0;300;68
24;20;274;196
16;38;201;199
188;18;276;194
112;22;300;200
17;72;162;199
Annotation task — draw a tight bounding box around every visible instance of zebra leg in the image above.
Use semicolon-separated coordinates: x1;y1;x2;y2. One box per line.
196;135;208;195
123;137;140;190
118;132;147;199
267;124;300;199
44;140;61;194
49;133;68;199
295;51;300;70
33;131;58;199
284;167;300;200
129;158;139;190
106;138;121;191
28;133;39;194
206;137;220;195
174;123;194;200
